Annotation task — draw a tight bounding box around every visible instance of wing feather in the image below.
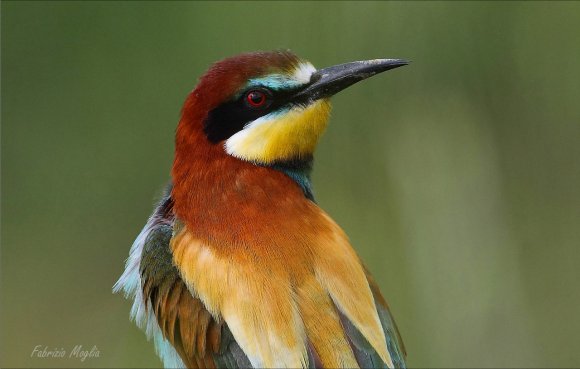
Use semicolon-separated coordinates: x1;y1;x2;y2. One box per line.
116;187;250;368
332;269;406;369
365;269;407;368
339;308;388;369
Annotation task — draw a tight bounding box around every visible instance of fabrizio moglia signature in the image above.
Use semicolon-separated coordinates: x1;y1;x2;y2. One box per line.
31;345;100;362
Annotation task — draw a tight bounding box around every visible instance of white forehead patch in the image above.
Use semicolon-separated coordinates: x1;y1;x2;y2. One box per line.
293;62;316;84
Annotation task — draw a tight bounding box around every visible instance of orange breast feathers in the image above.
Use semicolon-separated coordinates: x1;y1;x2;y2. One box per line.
170;173;392;368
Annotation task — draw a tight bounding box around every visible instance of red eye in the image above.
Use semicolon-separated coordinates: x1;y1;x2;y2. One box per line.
246;90;267;108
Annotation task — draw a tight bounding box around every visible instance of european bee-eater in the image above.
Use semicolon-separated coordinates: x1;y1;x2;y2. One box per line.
114;51;407;369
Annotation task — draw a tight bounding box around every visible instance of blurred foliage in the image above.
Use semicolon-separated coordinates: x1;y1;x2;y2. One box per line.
2;2;580;368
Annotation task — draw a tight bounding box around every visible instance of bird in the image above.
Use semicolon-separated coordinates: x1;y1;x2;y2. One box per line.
114;50;408;369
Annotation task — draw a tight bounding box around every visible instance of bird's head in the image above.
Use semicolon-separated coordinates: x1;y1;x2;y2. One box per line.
175;51;407;166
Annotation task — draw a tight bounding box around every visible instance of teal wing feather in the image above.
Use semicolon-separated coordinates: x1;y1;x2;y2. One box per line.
367;270;407;368
121;186;251;368
376;301;407;369
337;268;406;369
213;326;252;369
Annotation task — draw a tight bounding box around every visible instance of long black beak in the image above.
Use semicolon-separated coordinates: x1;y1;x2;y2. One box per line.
293;59;408;103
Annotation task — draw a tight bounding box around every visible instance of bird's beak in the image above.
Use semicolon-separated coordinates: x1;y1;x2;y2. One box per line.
292;59;408;103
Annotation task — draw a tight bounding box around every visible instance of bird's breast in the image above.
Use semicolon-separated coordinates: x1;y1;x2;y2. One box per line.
170;149;393;367
170;202;393;368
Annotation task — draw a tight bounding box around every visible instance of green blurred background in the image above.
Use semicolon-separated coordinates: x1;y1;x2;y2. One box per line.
2;1;579;368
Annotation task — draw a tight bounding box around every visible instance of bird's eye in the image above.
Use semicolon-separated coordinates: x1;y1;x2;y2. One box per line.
245;90;269;108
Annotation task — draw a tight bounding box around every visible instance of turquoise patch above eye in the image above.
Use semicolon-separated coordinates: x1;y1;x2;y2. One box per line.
246;74;305;91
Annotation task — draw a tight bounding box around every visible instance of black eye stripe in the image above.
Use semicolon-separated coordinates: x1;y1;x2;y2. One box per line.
203;86;301;144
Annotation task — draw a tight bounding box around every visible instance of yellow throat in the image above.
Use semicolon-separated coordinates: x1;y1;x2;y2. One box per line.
225;99;331;164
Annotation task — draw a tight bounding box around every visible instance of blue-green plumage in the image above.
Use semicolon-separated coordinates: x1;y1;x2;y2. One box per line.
270;158;315;201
